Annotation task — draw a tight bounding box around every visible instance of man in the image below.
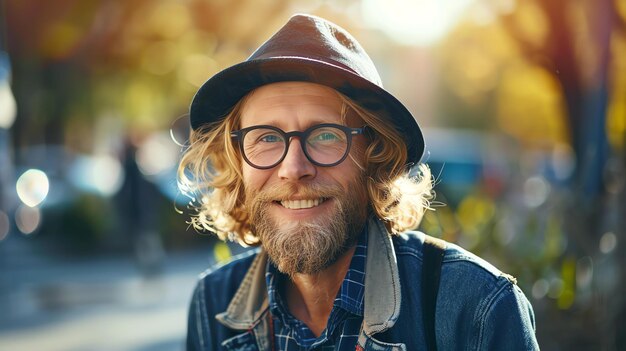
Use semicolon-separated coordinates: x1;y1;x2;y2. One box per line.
180;14;539;350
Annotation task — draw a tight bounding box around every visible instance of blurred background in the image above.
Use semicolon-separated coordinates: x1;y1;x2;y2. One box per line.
0;0;624;350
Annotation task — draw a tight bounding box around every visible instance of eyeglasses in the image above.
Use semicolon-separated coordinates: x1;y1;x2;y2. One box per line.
230;123;366;169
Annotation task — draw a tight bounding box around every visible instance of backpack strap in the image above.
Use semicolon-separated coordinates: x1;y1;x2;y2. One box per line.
421;235;446;351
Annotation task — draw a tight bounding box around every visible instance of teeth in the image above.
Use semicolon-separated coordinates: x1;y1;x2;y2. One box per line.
280;198;323;209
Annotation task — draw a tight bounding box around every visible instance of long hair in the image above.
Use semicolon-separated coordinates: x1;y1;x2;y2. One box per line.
177;90;434;245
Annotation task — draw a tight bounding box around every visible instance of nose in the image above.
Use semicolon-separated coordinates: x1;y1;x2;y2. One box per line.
277;138;316;181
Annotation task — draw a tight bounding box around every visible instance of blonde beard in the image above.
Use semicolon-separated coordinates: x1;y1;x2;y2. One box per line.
245;179;367;276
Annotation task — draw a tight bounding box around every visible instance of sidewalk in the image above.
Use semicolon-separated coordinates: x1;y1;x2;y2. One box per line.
0;249;217;351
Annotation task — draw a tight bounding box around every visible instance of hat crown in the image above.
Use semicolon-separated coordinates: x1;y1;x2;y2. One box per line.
189;14;424;165
249;14;383;87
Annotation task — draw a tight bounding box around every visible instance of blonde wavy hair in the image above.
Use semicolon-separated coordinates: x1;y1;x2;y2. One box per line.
177;90;434;246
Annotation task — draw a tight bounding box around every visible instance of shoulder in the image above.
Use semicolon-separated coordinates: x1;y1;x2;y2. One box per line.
393;231;537;349
186;248;261;351
393;231;529;321
393;231;516;287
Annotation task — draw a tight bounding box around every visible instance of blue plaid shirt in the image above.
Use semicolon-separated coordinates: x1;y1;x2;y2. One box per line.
265;230;368;350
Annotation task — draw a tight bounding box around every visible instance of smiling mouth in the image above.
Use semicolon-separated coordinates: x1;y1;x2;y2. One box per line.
278;198;328;209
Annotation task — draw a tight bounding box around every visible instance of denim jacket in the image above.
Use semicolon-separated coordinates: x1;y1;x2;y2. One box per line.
186;217;539;350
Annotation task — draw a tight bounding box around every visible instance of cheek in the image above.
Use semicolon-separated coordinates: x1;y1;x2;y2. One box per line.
242;164;270;191
331;160;365;192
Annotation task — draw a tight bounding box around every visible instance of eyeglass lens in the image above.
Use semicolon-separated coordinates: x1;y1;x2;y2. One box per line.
242;126;349;168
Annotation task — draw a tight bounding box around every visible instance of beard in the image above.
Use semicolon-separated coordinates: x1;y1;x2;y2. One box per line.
244;177;368;277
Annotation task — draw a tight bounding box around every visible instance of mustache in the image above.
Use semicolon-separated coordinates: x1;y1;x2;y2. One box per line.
250;182;345;203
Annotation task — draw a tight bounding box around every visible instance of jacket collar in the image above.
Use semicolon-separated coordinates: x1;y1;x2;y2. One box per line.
216;216;401;335
215;250;269;329
362;217;401;335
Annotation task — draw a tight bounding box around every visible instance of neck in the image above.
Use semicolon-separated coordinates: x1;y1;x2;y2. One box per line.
284;246;356;337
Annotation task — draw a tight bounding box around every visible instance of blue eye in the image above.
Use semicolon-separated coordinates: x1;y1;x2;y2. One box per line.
309;128;343;144
259;134;283;143
314;132;340;141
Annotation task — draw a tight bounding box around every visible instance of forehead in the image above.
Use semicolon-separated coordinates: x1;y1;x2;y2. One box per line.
239;82;344;127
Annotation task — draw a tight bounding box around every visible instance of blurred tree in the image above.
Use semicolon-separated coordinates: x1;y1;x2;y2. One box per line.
500;0;622;198
497;0;626;349
428;1;626;348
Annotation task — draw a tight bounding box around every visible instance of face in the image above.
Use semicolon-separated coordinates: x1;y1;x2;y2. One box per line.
239;82;369;276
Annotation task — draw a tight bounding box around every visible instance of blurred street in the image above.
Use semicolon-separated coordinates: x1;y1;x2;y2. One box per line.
0;242;218;351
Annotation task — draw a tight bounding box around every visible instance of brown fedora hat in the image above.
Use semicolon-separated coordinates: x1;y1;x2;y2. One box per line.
190;14;424;165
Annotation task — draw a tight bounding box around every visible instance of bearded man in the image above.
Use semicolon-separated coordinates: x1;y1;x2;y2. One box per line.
180;14;539;351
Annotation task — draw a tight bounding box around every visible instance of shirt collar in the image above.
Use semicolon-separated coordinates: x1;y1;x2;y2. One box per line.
334;229;367;316
265;225;368;321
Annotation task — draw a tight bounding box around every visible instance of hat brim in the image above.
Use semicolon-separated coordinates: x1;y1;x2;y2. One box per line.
190;57;424;165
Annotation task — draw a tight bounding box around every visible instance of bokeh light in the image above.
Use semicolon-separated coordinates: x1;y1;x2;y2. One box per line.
69;154;125;196
532;278;550;299
15;205;41;235
0;210;10;241
523;176;551;208
362;0;474;46
0;78;17;129
16;169;50;207
599;231;617;254
136;132;180;177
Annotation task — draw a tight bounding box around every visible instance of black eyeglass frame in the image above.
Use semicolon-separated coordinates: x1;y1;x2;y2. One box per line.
230;123;366;169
